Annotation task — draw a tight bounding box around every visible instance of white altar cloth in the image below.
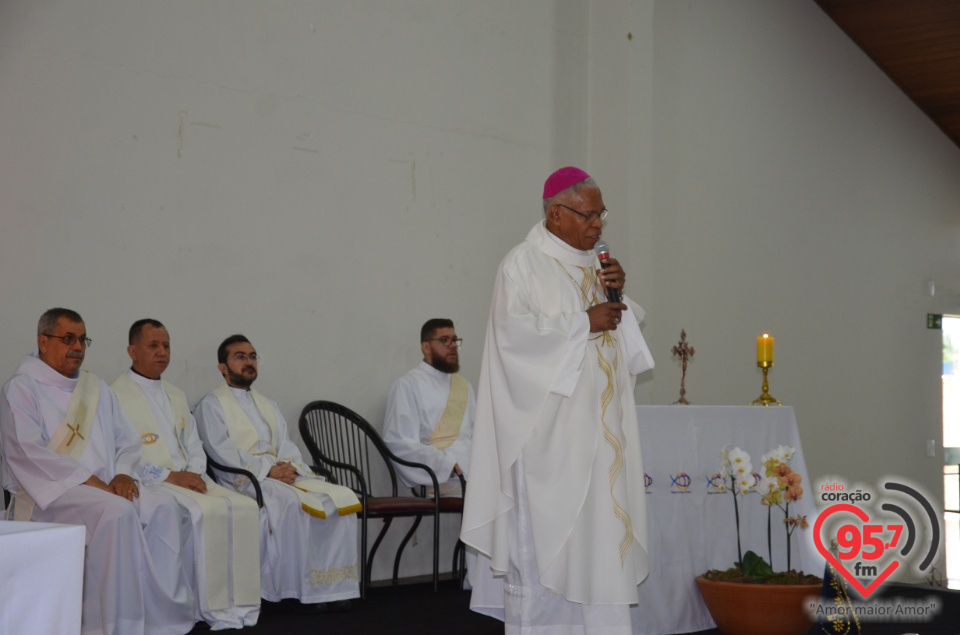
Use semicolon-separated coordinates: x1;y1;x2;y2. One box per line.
631;406;822;635
0;520;85;634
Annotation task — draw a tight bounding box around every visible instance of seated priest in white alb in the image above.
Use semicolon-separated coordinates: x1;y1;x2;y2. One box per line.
0;308;196;635
193;334;361;611
383;318;475;497
112;319;261;629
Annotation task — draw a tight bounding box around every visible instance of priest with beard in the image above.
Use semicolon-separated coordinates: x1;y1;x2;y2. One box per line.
193;334;361;612
382;318;475;498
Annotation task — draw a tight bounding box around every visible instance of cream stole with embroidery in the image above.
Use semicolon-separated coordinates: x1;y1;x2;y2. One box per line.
111;373;187;468
14;370;99;521
112;373;260;609
213;384;361;517
427;373;468;450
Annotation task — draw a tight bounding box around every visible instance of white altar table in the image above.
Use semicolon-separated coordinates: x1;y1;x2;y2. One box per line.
0;520;85;634
631;406;823;635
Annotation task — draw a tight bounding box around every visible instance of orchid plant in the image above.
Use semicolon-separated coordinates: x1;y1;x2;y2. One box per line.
718;444;810;581
757;445;809;571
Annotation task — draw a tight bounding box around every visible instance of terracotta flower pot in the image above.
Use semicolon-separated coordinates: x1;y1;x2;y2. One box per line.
695;576;821;635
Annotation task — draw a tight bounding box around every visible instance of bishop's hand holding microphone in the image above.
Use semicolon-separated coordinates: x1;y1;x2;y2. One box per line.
587;239;627;332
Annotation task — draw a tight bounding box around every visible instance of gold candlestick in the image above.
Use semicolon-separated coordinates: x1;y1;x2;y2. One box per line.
750;361;781;406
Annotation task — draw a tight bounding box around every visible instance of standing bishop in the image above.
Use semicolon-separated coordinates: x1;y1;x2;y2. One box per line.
0;308;195;635
112;319;261;629
461;168;655;634
193;334;361;610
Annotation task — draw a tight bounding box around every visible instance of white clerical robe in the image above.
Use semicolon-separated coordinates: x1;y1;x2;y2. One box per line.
193;385;360;604
0;353;195;635
382;361;476;493
112;371;261;630
461;222;655;634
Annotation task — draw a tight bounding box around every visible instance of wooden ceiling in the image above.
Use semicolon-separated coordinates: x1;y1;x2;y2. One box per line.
816;0;960;149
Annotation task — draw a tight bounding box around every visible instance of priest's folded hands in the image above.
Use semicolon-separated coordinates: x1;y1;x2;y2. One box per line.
268;460;299;484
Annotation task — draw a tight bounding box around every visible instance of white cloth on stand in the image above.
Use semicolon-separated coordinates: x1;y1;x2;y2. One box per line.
0;521;85;635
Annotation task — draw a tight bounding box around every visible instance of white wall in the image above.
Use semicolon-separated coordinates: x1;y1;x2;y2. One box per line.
0;0;585;580
2;0;959;581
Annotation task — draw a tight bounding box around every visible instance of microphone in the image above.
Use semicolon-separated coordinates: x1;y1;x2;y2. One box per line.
593;240;621;303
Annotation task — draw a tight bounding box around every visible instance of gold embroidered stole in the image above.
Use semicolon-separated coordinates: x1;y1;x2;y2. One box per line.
290;479;362;517
213;383;277;457
213;384;360;517
113;374;260;608
161;480;262;608
563;260;634;565
426;373;468;450
111;373;186;469
15;371;100;521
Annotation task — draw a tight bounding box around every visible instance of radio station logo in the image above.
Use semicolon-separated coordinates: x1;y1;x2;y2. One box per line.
813;477;940;599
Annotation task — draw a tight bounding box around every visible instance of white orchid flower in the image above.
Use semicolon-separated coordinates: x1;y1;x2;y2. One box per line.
757;476;780;494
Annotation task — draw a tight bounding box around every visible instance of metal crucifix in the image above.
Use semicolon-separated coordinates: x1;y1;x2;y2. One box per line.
671;329;695;405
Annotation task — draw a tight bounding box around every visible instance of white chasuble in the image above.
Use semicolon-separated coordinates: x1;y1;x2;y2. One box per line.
112;371;261;628
194;386;361;604
462;221;654;614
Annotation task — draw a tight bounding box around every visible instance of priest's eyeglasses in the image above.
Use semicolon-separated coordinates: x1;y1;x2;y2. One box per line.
43;333;92;348
232;352;260;363
426;336;463;347
557;203;608;223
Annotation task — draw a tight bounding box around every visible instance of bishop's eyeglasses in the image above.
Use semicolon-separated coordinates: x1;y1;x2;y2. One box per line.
556;203;608;223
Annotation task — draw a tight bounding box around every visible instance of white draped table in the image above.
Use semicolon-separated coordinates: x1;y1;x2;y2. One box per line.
0;520;85;634
630;406;823;635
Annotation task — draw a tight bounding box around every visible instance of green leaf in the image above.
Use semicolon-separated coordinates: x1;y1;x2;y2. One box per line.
740;550;774;579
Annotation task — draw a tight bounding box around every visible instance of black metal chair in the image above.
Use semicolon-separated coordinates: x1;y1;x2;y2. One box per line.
204;452;265;508
299;400;442;597
411;471;467;588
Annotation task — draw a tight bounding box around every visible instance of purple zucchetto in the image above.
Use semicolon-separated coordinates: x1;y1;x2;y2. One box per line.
542;166;591;199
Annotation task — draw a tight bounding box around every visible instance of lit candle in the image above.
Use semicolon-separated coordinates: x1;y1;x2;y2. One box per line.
757;334;774;364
